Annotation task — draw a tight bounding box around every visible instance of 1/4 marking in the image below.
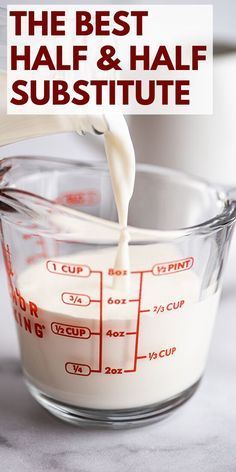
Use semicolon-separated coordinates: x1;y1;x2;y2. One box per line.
65;362;91;376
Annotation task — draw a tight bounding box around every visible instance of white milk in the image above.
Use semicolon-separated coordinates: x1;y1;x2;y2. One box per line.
15;244;219;409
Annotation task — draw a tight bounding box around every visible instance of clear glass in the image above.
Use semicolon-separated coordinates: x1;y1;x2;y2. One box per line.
0;156;236;428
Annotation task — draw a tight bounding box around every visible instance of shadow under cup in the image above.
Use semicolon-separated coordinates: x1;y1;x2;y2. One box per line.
0;156;236;427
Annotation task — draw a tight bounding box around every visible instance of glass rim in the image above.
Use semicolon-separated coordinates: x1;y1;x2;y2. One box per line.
0;155;236;241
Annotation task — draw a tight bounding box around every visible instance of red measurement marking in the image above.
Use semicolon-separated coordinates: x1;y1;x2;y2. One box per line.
99;271;103;373
88;270;103;373
137;355;147;360
133;272;143;371
51;322;91;339
148;347;176;360
23;234;48;264
46;260;91;277
140;309;150;313
124;272;144;373
61;292;91;306
152;257;194;276
154;299;185;314
126;331;137;335
65;363;91;376
2;243;14;277
56;189;100;207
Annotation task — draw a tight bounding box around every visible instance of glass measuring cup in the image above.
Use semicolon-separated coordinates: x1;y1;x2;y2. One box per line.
0;156;236;428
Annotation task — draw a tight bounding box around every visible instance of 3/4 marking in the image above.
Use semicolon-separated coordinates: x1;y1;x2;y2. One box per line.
61;292;91;306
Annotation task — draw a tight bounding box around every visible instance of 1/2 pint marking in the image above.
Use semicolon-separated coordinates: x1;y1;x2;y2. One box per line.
152;257;194;276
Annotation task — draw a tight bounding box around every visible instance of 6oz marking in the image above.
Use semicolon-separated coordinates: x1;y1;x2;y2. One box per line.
107;297;127;305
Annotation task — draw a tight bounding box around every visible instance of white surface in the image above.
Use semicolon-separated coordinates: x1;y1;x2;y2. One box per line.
1;249;236;470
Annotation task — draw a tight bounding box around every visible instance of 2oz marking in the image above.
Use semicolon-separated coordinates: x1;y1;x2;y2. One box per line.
105;367;123;374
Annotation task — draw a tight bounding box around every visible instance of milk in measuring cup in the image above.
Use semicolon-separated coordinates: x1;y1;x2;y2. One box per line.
1;64;220;411
15;244;219;409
